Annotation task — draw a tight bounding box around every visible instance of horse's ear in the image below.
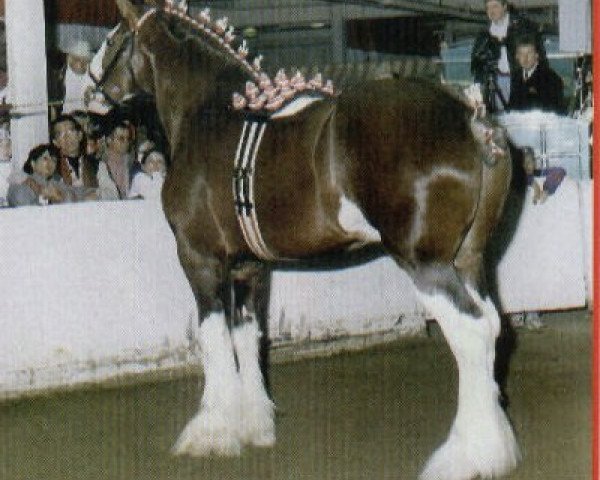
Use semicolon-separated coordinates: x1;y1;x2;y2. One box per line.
115;0;141;31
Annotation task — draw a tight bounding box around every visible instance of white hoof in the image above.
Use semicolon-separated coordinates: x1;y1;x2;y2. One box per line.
172;408;242;457
420;434;479;480
240;398;276;447
420;416;520;480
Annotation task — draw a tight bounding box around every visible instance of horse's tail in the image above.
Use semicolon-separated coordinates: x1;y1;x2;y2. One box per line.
454;116;512;292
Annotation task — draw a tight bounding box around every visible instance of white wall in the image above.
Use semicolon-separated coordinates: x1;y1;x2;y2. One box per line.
496;178;588;312
0;180;592;398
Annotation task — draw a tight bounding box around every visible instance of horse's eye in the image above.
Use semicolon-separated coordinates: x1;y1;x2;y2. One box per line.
107;39;114;47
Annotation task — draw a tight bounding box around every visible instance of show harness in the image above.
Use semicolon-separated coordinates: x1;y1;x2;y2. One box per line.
232;117;278;261
231;95;328;261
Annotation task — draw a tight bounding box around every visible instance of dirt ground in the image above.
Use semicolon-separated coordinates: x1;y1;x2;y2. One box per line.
0;310;591;480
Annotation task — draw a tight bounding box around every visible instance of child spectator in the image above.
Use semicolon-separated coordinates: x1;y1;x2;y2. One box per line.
128;141;167;200
7;144;76;207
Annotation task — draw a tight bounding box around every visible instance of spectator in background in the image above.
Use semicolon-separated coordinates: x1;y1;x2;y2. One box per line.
471;0;545;113
128;141;167;200
97;119;135;200
7;144;75;207
522;147;566;205
510;146;566;330
509;35;564;114
48;39;94;118
71;110;106;164
51;114;99;200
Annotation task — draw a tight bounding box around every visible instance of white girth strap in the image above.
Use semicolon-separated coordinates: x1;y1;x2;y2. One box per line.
233;120;278;261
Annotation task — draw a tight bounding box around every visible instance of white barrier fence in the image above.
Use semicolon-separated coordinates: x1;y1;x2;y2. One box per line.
0;179;592;398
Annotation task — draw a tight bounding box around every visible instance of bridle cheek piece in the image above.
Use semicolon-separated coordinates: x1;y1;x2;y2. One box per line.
88;31;137;109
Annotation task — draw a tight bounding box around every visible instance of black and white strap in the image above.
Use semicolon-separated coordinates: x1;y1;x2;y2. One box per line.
232;120;277;261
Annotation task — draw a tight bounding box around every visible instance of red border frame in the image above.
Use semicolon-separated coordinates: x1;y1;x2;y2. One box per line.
594;0;599;476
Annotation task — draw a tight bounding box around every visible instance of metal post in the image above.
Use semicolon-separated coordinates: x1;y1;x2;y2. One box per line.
331;5;345;65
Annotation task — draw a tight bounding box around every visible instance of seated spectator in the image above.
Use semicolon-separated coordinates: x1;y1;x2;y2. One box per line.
522;147;566;205
71;110;105;159
97;119;135;200
128;141;167;200
7;144;76;207
509;34;564;114
51;114;99;200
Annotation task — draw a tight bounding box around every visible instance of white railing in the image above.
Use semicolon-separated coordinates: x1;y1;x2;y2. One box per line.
0;178;592;398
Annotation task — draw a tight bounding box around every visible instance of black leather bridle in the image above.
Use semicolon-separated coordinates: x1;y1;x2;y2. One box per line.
88;30;138;108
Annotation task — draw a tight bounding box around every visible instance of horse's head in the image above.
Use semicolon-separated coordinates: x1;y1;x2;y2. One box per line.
87;1;157;112
90;0;269;118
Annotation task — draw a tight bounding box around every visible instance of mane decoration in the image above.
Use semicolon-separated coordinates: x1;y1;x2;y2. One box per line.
149;1;337;116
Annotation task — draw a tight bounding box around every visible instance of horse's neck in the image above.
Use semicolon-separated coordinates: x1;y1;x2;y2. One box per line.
150;52;249;153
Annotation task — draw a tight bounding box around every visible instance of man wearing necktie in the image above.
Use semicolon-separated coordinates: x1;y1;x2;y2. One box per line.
509;35;564;114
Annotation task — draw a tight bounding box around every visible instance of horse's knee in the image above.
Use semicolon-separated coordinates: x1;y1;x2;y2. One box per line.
412;263;482;319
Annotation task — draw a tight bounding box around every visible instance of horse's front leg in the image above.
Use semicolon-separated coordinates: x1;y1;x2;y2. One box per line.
172;255;243;457
231;262;276;447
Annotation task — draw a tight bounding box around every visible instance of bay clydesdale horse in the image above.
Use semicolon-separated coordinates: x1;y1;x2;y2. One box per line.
90;1;520;478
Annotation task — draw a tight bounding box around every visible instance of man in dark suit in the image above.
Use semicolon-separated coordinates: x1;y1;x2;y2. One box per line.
509;35;564;114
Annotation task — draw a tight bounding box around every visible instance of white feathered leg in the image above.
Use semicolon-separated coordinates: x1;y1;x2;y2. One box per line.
416;288;520;480
232;318;276;447
172;312;243;456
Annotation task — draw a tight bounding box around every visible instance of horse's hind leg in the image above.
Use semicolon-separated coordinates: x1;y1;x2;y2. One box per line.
230;262;276;447
172;254;243;457
411;263;520;480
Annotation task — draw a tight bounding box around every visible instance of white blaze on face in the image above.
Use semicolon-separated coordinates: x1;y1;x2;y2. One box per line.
85;24;121;114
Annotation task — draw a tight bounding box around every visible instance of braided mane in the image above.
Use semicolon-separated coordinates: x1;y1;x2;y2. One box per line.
137;0;337;114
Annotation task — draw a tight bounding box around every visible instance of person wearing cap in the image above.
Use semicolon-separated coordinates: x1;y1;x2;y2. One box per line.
48;39;94;118
7;143;75;207
471;0;545;113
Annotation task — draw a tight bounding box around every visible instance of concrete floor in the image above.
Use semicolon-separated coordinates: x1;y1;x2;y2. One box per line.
0;310;591;480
